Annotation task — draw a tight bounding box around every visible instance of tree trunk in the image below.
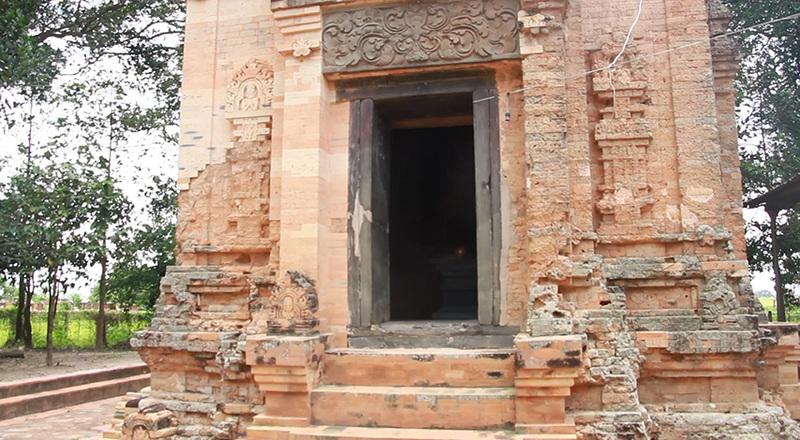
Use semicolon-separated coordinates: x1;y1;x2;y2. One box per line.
13;273;25;343
23;273;33;349
46;269;58;367
0;349;24;358
95;250;107;351
769;209;785;322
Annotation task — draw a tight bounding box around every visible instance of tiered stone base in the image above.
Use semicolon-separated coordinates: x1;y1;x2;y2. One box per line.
244;335;581;440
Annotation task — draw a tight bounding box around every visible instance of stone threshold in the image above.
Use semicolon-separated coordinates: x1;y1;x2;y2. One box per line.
348;321;518;349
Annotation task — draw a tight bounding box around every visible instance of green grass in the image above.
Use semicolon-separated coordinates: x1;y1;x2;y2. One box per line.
757;296;800;322
0;308;151;348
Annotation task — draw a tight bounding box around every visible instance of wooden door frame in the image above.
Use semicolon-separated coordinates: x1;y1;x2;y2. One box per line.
346;77;502;328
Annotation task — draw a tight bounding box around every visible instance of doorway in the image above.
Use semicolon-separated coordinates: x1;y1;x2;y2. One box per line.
389;125;478;320
348;86;501;329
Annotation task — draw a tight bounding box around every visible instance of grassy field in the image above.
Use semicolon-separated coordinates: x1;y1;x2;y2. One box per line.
0;309;151;348
757;297;800;322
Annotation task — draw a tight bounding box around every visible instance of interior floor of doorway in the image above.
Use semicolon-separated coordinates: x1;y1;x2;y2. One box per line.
389;125;478;321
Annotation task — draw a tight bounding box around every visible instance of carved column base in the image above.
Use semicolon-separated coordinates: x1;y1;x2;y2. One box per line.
245;334;328;439
515;335;582;435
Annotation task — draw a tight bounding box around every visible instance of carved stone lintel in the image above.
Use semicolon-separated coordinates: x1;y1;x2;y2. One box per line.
268;270;319;334
321;0;520;74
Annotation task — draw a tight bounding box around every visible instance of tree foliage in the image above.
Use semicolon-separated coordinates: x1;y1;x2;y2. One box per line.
726;1;800;300
0;0;183;352
0;0;184;115
0;157;129;357
107;176;177;310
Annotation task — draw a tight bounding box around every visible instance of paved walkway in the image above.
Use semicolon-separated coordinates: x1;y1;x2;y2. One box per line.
0;396;117;440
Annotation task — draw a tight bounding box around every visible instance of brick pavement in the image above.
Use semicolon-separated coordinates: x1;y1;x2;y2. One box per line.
0;396;116;440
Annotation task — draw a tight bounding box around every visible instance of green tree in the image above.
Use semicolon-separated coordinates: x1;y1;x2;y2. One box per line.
0;137;130;359
0;0;184;120
0;278;16;301
34;162;124;365
1;0;182;356
0;167;50;348
725;1;800;318
53;79;143;349
108;177;177;310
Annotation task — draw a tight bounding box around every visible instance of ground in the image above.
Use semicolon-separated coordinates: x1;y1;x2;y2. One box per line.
0;349;143;383
0;396;118;439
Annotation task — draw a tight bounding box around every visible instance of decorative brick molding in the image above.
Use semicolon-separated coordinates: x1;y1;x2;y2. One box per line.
245;335;328;433
321;0;520;74
514;335;581;436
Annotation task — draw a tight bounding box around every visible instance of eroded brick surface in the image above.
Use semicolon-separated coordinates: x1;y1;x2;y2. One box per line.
119;0;800;439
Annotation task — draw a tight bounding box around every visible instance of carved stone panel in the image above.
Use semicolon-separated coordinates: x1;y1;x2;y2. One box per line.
268;270;319;334
226;59;274;115
225;59;275;143
322;0;520;74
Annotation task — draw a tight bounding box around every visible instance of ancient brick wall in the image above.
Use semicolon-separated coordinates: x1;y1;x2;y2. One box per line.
123;0;800;439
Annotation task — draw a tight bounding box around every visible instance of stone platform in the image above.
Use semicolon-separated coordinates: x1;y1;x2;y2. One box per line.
0;364;150;420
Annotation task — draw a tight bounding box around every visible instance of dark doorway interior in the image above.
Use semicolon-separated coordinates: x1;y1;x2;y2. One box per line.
389;126;478;320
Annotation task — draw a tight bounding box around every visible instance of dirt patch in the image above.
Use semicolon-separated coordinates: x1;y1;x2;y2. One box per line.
0;349;144;383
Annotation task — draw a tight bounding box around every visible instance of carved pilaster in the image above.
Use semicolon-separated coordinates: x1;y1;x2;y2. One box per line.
518;0;570;282
707;0;740;84
518;0;566;55
274;6;322;58
590;34;654;234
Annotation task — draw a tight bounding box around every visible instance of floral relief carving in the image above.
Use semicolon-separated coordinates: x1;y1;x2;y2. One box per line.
292;39;313;58
321;0;519;73
268;270;319;334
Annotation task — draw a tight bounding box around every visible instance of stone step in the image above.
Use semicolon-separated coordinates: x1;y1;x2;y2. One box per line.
248;425;577;440
347;322;517;349
251;425;513;440
516;423;577;440
0;363;149;399
0;373;150;420
323;348;515;387
517;436;577;440
310;385;515;430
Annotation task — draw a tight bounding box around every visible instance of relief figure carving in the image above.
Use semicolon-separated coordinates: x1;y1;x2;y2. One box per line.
322;0;520;73
225;59;274;114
